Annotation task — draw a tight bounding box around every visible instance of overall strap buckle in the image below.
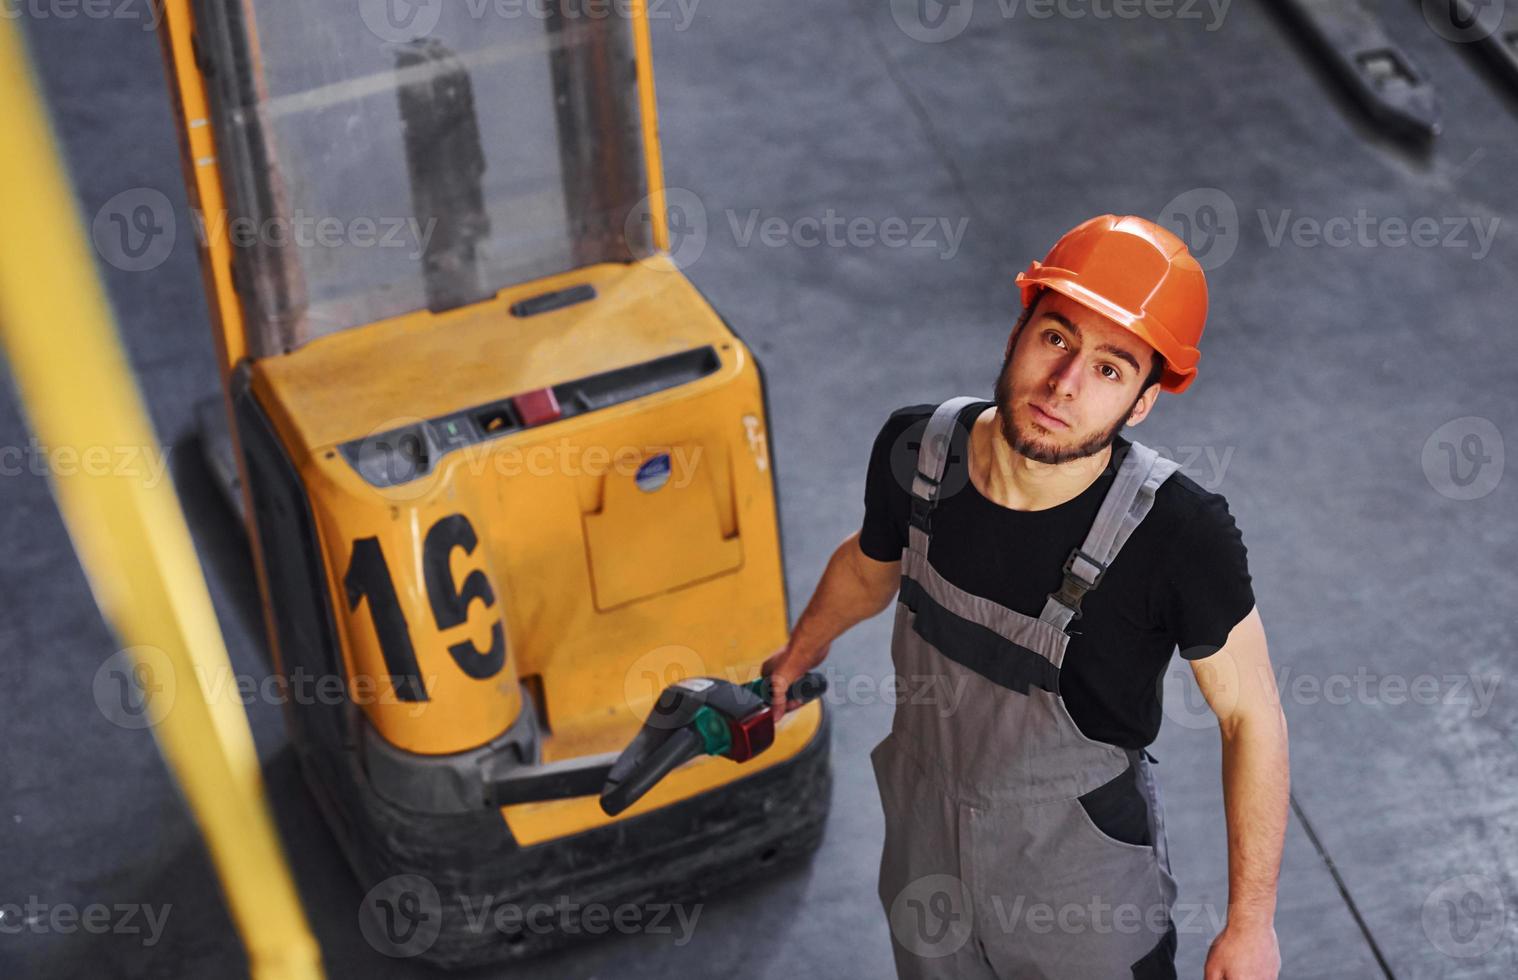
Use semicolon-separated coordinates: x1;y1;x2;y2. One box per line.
908;488;935;533
1048;546;1108;620
906;396;979;536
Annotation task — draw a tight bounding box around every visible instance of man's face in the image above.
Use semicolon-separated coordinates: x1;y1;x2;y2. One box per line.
993;290;1160;465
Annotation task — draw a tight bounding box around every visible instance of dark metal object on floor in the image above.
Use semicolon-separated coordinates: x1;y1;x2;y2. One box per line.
1272;0;1442;143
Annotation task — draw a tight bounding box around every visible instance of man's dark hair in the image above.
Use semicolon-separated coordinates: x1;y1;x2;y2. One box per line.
1142;349;1166;394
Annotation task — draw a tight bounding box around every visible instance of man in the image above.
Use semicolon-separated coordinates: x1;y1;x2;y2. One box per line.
764;215;1289;979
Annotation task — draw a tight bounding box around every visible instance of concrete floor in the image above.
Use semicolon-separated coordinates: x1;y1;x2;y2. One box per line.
4;0;1517;977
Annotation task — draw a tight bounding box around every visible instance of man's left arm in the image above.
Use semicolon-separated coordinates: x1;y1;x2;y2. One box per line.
1191;604;1289;980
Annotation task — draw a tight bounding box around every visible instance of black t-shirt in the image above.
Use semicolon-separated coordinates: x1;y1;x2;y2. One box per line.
859;400;1255;749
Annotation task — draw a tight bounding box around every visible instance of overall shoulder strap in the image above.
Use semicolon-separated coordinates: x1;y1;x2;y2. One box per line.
1040;439;1182;631
907;396;982;538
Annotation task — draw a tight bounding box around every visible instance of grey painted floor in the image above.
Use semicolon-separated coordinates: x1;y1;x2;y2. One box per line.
4;1;1517;977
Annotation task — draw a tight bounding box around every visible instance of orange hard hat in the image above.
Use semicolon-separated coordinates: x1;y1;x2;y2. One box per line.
1014;214;1208;394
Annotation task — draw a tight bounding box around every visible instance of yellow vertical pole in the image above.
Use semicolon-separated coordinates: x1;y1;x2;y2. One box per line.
629;0;670;252
0;20;323;980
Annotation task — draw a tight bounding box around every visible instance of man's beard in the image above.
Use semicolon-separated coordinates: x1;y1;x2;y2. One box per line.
992;349;1132;465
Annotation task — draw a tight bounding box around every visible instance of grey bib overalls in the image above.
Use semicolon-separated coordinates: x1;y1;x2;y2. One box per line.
873;396;1184;979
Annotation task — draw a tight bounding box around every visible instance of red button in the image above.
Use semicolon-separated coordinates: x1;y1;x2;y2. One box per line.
511;388;561;427
724;708;776;762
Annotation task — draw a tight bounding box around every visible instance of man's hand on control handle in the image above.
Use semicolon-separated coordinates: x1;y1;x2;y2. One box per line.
762;640;828;724
762;530;898;723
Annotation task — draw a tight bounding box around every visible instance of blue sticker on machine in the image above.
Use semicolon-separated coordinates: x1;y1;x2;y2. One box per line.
636;453;672;493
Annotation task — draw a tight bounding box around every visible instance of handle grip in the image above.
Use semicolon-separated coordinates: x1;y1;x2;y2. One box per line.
597;671;829;817
751;670;828;708
599;726;701;817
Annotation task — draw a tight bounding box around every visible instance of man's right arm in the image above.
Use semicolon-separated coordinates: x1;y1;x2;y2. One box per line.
762;530;901;721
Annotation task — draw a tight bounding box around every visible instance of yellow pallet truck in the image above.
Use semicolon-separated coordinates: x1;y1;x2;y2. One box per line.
152;0;830;967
